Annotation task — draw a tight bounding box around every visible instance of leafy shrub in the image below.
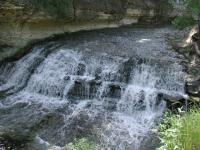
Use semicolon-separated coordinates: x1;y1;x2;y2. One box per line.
30;0;74;19
172;16;196;29
186;0;200;16
171;0;200;29
65;138;96;150
157;109;200;150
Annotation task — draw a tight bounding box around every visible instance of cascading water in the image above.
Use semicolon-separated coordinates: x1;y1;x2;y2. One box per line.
0;27;187;150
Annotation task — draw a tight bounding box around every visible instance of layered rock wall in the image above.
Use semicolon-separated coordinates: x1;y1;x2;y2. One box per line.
0;0;172;48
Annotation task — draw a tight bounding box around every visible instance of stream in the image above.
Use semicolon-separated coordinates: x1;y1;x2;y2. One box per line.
0;27;187;150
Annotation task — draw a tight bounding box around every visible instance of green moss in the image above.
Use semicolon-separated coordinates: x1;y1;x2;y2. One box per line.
30;0;74;19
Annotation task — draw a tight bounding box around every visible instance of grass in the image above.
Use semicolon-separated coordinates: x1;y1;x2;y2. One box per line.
157;109;200;150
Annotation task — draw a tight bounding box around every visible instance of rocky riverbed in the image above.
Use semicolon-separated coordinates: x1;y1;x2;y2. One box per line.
0;27;187;150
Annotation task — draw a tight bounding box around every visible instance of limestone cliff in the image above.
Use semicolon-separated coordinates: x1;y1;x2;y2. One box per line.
0;0;172;60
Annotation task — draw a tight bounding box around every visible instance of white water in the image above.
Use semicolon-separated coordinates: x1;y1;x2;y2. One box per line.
0;28;187;150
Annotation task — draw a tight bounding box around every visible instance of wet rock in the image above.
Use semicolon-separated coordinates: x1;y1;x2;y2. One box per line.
102;98;118;110
0;136;27;150
67;81;91;100
118;58;135;83
77;63;86;75
0;102;42;141
168;26;200;99
46;109;104;146
37;114;66;147
186;79;200;96
67;78;102;100
139;131;160;150
0;95;69;144
25;136;50;150
104;84;121;98
88;80;102;98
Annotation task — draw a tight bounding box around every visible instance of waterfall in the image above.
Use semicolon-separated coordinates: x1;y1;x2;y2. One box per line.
0;27;187;150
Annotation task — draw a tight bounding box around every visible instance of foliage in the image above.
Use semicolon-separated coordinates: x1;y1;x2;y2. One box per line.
65;138;96;150
172;16;196;29
171;0;200;29
30;0;74;19
157;108;200;150
185;0;200;16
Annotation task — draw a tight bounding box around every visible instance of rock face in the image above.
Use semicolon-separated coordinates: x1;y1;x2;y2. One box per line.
168;26;200;98
0;0;171;50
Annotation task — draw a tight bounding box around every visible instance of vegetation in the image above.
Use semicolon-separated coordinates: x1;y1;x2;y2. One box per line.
30;0;74;19
172;16;195;29
186;0;200;33
157;108;200;150
172;0;200;29
65;138;96;150
186;0;200;18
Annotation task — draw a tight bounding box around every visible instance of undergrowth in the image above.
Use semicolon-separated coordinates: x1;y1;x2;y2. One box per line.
157;108;200;150
65;138;96;150
172;16;196;29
